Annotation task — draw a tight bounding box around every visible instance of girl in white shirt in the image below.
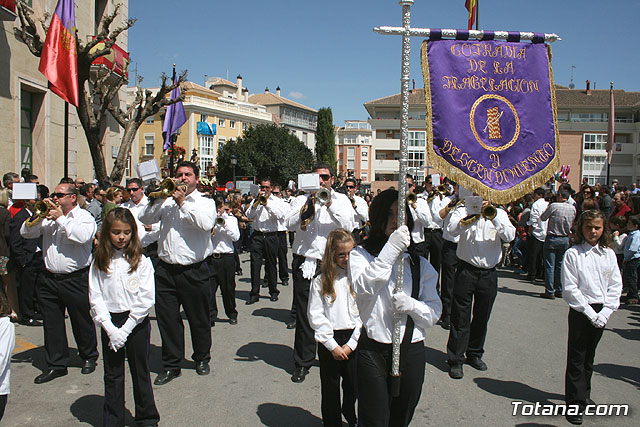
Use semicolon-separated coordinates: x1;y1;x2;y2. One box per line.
89;208;159;427
0;292;15;422
309;229;361;427
562;209;622;425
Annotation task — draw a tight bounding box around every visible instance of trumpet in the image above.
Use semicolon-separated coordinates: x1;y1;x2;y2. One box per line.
254;194;268;206
406;192;417;208
211;216;226;236
148;178;188;199
24;200;51;228
315;188;331;205
481;204;497;221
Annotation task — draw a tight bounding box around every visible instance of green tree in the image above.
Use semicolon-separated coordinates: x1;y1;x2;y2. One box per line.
315;107;336;170
216;124;314;187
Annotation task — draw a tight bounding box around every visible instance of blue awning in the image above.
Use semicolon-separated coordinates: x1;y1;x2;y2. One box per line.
197;122;216;135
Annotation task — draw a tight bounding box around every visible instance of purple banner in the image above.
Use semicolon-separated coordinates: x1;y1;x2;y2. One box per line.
421;39;559;203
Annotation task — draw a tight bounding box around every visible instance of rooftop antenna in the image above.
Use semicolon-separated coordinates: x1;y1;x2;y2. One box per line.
569;65;575;89
204;74;207;87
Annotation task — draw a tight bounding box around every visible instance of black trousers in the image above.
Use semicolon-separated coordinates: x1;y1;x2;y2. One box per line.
317;329;357;427
250;232;279;298
425;229;443;291
447;261;497;365
101;313;159;427
413;241;428;260
277;232;289;283
357;334;425;427
155;260;211;370
208;254;237;321
38;268;98;369
439;240;459;320
565;304;604;410
292;254;317;369
17;255;45;320
527;236;544;279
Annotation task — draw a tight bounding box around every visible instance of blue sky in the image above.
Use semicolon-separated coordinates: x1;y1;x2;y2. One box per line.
128;0;640;124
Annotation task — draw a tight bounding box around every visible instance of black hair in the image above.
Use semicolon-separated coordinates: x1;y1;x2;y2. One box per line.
126;178;143;187
534;187;545;197
361;188;414;256
312;162;335;177
38;184;49;199
558;189;571;200
214;195;226;207
59;177;74;184
345;177;357;186
176;160;200;177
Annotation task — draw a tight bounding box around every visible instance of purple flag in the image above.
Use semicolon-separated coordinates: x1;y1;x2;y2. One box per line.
162;71;187;151
421;39;560;203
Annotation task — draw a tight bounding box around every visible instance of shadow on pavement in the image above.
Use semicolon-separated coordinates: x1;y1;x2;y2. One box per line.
11;346;86;373
252;307;291;324
515;424;558;427
70;394;135;426
235;342;293;374
236;289;251;301
498;286;542;298
424;345;449;373
257;402;322;427
609;327;640;342
473;378;564;405
594;363;640;389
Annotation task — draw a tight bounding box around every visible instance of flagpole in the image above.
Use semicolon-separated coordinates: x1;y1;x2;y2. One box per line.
475;0;479;30
606;81;614;186
169;64;176;178
64;101;69;178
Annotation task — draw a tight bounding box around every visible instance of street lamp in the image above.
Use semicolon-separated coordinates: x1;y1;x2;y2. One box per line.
230;154;237;188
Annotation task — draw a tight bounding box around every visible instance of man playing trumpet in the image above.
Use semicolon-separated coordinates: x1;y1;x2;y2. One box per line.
140;161;216;385
445;195;515;379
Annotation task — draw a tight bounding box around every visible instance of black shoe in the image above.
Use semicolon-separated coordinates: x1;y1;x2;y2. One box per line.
586;398;595;406
291;366;309;383
245;297;259;305
210;319;215;327
286;320;296;329
235;270;243;276
34;368;68;384
154;369;181;385
448;364;463;379
555;290;563;298
270;294;279;302
440;318;450;330
229;318;238;325
261;280;268;288
281;280;289;287
565;414;583;425
539;292;556;300
466;357;488;371
195;361;210;376
20;318;43;327
81;359;97;374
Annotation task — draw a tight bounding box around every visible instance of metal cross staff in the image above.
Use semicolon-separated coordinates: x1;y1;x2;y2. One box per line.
374;0;560;394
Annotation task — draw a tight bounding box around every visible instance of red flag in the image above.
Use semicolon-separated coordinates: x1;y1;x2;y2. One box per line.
606;83;615;164
465;0;477;31
39;0;79;106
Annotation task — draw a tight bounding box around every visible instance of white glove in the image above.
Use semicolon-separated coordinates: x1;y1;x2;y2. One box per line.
590;313;606;328
378;225;410;265
109;329;127;351
599;307;614;323
103;321;119;341
301;258;317;280
120;317;137;338
392;291;415;314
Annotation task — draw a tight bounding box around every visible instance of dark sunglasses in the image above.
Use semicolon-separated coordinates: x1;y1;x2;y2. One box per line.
272;191;281;195
51;192;73;198
125;187;141;192
319;174;331;181
345;185;355;189
260;185;270;189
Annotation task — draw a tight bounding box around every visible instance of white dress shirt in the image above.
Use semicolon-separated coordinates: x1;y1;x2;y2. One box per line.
89;252;155;329
308;270;362;351
211;212;240;254
121;195;160;248
20;205;96;274
562;242;622;320
527;198;549;242
349;247;442;344
0;317;15;395
428;195;450;229
139;190;215;265
409;197;432;244
285;191;354;260
441;208;460;243
246;194;288;233
447;206;515;269
352;195;369;229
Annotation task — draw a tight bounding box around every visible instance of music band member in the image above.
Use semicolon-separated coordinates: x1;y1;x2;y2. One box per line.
245;178;289;304
436;185;460;330
209;195;240;325
286;163;353;383
406;175;432;260
140;161;216;385
272;184;290;287
121;178;160;267
445;197;515;379
21;183;99;384
345;177;369;245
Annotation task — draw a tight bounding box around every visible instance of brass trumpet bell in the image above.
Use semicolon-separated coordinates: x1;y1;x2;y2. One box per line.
481;204;497;221
148;178;188;199
406;192;417;208
24;200;51;228
316;188;331;205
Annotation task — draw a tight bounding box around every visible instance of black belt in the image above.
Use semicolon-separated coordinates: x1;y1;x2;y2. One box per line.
460;260;495;272
254;231;277;237
143;241;158;251
160;259;205;271
210;253;234;259
425;228;442;232
548;234;569;238
277;231;287;236
47;266;89;280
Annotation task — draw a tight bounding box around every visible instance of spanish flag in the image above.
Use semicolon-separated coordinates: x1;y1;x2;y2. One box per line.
465;0;477;31
38;0;79;106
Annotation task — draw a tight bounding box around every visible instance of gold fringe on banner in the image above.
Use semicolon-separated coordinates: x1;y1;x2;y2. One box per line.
420;40;561;205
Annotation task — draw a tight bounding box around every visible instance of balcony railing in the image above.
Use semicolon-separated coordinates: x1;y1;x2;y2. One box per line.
183;96;272;122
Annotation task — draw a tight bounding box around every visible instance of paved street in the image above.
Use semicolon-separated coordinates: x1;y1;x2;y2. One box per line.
4;251;639;426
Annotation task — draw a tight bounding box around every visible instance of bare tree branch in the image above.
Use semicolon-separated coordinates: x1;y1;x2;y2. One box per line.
15;1;44;56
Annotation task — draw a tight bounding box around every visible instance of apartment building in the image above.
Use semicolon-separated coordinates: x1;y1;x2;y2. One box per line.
335;120;373;183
